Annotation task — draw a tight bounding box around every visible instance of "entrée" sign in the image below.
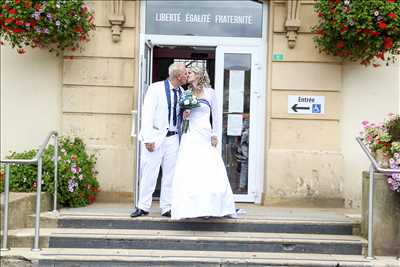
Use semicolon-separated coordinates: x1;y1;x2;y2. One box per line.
146;1;263;38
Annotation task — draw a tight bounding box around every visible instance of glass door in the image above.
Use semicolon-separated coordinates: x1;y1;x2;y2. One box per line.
215;46;263;202
135;40;153;204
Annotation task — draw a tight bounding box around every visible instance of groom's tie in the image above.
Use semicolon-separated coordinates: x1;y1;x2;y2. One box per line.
173;88;178;126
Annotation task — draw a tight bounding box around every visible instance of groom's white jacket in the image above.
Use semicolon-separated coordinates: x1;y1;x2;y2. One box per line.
139;80;182;148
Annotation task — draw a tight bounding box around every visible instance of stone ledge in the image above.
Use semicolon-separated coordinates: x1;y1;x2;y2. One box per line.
263;196;345;209
0;192;52;230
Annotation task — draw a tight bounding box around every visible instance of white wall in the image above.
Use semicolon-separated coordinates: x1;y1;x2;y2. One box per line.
341;60;400;208
0;45;62;157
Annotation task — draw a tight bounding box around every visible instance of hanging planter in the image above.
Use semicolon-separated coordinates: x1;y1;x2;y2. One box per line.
0;0;95;55
313;0;400;66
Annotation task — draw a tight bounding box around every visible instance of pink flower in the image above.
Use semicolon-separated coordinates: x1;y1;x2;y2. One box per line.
71;166;77;174
362;120;369;126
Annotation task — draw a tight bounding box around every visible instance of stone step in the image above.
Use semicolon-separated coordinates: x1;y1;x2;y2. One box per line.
3;248;398;267
5;228;367;255
27;212;359;235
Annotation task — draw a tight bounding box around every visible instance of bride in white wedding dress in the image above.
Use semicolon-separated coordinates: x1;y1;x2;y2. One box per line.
171;66;236;220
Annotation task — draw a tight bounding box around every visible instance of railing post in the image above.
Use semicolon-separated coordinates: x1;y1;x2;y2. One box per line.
32;158;42;252
1;164;10;251
366;164;375;260
53;134;58;212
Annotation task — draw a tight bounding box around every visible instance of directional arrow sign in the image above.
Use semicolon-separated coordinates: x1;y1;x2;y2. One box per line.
288;95;325;114
291;104;310;112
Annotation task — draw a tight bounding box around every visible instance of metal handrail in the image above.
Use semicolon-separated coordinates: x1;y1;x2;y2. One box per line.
1;131;58;252
356;137;400;260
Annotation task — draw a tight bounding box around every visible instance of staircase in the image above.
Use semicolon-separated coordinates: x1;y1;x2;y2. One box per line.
1;203;384;267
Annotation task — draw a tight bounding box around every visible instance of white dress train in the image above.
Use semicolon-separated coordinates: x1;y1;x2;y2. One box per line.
171;88;236;220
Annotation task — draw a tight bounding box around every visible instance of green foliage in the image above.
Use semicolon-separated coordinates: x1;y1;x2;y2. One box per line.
0;0;95;55
313;0;400;66
0;136;99;208
386;115;400;141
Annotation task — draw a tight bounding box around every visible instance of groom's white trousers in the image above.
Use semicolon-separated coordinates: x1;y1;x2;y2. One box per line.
137;134;179;214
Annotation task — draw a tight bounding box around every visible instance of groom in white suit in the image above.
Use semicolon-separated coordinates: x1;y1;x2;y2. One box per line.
131;62;188;218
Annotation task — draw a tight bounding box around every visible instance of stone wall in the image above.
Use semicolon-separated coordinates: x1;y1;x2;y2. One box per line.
264;0;344;206
0;46;62;157
341;63;399;208
61;1;138;201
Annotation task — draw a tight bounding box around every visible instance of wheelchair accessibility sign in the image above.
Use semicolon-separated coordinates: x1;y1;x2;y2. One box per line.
288;95;325;114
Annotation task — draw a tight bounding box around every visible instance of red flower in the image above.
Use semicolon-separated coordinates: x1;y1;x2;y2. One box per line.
88;195;96;204
15;20;24;26
34;3;41;11
15;0;20;4
376;52;385;60
4;18;13;24
384;37;393;49
371;31;381;36
336;41;345;49
340;26;349;34
25;1;32;8
378;21;387;30
388;13;397;19
387;0;396;2
12;28;23;33
74;26;83;33
71;154;78;161
8;9;16;14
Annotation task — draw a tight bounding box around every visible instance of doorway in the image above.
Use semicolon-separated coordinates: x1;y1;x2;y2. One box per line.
136;0;267;204
139;43;264;202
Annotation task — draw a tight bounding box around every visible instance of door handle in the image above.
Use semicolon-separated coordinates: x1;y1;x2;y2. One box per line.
253;91;261;98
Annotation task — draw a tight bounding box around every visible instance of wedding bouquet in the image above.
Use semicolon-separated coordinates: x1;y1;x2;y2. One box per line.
179;90;200;133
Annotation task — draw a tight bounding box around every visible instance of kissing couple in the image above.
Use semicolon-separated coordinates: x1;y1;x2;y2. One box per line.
131;62;237;220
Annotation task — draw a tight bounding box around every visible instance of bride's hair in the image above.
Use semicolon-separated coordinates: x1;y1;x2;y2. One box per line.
190;65;211;88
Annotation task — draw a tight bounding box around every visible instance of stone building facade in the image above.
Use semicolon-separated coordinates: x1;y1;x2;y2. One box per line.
1;0;399;208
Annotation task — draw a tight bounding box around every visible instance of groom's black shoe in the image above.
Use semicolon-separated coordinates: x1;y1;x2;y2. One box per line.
161;210;171;218
130;208;149;218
